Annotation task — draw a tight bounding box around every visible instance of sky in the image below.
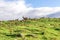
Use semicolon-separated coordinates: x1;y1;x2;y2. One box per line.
25;0;60;7
0;0;60;20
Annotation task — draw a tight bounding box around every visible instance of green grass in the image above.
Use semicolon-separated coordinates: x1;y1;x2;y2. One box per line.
0;18;60;40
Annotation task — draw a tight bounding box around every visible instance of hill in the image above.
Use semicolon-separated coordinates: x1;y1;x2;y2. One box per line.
47;12;60;18
0;18;60;40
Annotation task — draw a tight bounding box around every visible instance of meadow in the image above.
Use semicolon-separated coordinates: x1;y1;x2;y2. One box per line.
0;18;60;40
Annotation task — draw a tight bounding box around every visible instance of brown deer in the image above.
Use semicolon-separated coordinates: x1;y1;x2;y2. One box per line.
22;16;28;21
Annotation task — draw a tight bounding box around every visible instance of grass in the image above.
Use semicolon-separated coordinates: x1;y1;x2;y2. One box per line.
0;18;60;40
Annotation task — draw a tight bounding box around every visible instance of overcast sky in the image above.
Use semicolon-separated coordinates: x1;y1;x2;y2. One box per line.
0;0;60;20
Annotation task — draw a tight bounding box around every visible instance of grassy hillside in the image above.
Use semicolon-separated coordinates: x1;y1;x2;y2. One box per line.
0;18;60;40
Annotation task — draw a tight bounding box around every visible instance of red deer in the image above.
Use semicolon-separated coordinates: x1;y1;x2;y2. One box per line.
22;17;28;20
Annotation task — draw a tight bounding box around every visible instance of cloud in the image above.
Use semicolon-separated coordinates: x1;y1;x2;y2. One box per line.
0;0;29;20
0;0;60;20
24;7;60;18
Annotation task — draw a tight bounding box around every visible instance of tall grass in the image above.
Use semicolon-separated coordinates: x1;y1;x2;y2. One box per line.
0;18;60;40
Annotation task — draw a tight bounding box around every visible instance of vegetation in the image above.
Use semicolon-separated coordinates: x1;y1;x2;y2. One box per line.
0;18;60;40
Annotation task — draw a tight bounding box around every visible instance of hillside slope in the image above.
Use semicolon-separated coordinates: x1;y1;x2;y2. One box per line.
47;12;60;18
0;18;60;40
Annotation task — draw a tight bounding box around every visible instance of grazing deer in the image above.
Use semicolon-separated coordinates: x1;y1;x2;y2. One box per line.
22;17;28;20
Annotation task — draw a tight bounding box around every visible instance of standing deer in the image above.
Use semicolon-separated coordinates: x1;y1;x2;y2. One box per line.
22;17;28;21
